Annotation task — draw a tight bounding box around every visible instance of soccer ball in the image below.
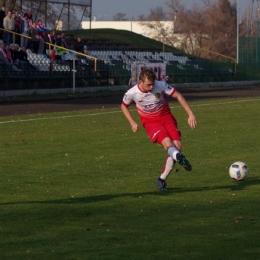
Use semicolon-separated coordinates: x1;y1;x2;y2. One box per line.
229;161;249;181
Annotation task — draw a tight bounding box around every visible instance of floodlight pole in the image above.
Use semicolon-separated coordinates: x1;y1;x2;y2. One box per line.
45;0;47;25
131;0;133;31
68;0;70;30
237;0;240;64
90;0;92;36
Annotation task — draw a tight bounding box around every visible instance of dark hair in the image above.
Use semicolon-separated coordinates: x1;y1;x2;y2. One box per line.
139;69;156;82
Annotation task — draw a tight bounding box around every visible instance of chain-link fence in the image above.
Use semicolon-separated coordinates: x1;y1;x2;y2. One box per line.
239;36;260;64
1;58;259;97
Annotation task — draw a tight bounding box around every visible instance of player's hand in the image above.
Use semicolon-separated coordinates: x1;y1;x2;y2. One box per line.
188;115;197;129
131;122;138;132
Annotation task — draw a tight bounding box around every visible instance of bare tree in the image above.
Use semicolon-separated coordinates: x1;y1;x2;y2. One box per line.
201;0;237;59
138;6;167;21
113;12;128;21
201;0;213;7
138;6;175;46
166;0;184;14
140;0;237;60
171;5;208;54
239;3;260;37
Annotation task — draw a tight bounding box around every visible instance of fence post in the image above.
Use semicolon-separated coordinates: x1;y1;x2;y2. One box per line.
123;63;127;86
27;62;30;95
243;63;245;81
69;60;73;90
4;62;6;97
72;59;76;93
49;62;52;91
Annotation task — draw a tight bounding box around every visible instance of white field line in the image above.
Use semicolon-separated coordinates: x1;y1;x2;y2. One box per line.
1;98;260;125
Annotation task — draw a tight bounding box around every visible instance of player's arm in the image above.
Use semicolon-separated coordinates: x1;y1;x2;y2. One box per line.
172;90;197;129
121;103;138;132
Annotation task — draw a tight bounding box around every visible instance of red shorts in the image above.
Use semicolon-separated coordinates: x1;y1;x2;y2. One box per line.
141;114;181;144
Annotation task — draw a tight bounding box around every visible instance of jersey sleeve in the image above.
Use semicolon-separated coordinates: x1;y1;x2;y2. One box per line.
163;82;176;96
122;90;134;107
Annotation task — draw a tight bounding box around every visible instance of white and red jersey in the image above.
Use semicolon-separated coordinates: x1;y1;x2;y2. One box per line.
122;80;175;119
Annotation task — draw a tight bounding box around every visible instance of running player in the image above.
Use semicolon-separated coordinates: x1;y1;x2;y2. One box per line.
121;69;197;191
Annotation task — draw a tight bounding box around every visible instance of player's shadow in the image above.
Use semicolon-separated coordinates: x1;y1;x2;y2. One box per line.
1;177;259;206
169;176;260;193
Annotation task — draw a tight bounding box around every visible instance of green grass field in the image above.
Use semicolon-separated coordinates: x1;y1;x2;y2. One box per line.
1;96;260;259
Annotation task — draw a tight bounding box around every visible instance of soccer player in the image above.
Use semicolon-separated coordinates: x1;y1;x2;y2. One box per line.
121;69;197;191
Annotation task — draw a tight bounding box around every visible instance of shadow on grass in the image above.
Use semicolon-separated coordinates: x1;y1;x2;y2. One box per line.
1;177;259;206
170;176;260;192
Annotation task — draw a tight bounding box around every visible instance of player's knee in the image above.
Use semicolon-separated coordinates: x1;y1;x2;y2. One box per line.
174;141;182;151
161;137;175;150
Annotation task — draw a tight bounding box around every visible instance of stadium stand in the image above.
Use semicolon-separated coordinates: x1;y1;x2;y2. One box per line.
0;38;235;93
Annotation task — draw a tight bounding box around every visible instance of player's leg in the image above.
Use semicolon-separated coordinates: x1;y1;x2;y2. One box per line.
142;118;191;191
156;156;175;191
162;115;192;171
160;156;175;180
142;119;174;191
156;135;179;191
161;137;192;171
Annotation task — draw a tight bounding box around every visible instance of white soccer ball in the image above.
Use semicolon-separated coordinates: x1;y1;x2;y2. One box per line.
229;161;249;181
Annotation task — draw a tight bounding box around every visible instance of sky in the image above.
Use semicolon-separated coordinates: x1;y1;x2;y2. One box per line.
91;0;252;20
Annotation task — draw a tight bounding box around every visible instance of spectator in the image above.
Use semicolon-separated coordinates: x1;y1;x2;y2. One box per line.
17;45;28;62
16;45;28;68
54;34;64;55
83;48;88;56
35;19;47;54
83;45;88;55
3;11;15;44
47;31;56;45
13;12;20;44
29;22;37;40
55;33;61;46
14;10;19;18
45;31;55;54
27;12;33;28
10;43;27;70
28;22;38;53
35;20;47;38
4;43;13;62
74;37;84;53
16;45;37;70
10;43;19;61
60;33;68;48
79;48;91;65
20;13;29;48
0;6;5;40
0;40;8;62
0;40;17;70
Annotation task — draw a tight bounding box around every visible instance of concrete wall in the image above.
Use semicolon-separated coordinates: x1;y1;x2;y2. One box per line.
81;21;174;40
